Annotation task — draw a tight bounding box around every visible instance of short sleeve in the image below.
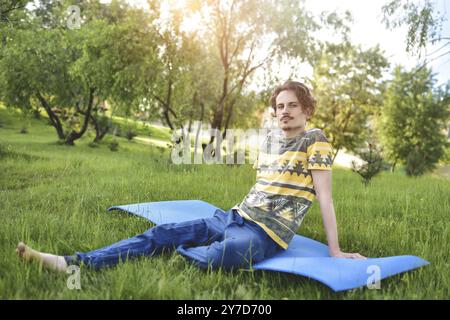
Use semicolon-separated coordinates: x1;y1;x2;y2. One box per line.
253;133;270;170
306;130;333;170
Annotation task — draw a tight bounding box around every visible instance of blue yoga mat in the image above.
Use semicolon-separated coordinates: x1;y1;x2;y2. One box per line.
107;200;430;292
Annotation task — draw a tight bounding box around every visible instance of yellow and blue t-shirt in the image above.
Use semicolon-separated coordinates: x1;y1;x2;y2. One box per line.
233;128;333;250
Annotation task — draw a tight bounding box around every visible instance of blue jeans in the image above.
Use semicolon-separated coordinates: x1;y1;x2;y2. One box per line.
64;209;283;271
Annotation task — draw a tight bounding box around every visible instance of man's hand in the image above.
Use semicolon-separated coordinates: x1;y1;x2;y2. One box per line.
329;249;367;259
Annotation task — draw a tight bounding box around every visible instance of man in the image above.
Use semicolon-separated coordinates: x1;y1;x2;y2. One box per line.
16;80;365;273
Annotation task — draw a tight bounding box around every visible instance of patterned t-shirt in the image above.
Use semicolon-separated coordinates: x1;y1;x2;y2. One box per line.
233;128;333;250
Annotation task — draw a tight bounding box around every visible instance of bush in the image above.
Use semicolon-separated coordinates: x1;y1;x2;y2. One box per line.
109;139;119;152
125;129;137;140
88;141;100;148
156;146;166;155
405;147;429;176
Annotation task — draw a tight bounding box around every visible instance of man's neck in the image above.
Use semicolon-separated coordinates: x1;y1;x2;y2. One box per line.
282;127;306;139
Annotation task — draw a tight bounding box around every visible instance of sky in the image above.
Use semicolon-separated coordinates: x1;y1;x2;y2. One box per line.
123;0;450;88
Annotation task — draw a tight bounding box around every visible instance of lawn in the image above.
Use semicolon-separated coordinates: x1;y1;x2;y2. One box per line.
0;107;449;299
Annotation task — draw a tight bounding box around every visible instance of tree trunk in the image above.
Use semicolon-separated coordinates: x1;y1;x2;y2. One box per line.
391;160;397;172
163;109;174;131
209;65;230;144
36;92;66;140
91;114;110;143
332;147;340;163
194;102;205;158
188;91;197;133
162;78;175;130
222;97;238;140
65;88;96;145
210;94;227;140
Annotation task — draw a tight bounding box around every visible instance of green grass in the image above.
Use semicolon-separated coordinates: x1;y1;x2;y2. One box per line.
0;106;449;299
111;115;172;141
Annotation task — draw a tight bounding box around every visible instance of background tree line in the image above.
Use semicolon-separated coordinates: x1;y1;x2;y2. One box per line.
0;0;448;176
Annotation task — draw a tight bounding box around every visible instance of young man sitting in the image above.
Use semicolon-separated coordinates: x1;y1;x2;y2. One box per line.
17;80;365;273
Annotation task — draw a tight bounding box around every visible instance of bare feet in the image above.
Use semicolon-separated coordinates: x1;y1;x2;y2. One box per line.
16;242;68;272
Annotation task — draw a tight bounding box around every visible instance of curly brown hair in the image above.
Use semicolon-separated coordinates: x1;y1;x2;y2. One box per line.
270;80;317;120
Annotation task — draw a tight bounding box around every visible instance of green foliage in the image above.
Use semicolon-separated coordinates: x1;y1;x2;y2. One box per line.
0;0;30;28
405;146;429;176
0;27;73;110
444;145;450;163
377;66;450;176
310;41;390;158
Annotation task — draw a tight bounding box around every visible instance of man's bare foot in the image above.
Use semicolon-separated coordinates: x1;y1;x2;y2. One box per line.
16;242;68;273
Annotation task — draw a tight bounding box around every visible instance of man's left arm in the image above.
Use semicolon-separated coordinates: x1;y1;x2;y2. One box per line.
311;170;366;259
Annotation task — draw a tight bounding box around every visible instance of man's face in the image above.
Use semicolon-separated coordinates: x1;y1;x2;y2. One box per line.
275;90;308;137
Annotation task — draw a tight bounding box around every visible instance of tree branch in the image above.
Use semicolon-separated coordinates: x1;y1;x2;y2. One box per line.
152;93;167;107
0;1;27;18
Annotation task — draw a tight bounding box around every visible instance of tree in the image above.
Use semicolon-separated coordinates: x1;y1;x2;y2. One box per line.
0;0;29;27
351;141;384;186
143;0;195;131
147;0;357;165
377;65;450;176
89;101;111;143
310;41;390;161
168;0;324;143
0;28;83;143
80;0;161;142
0;2;159;145
381;0;449;71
